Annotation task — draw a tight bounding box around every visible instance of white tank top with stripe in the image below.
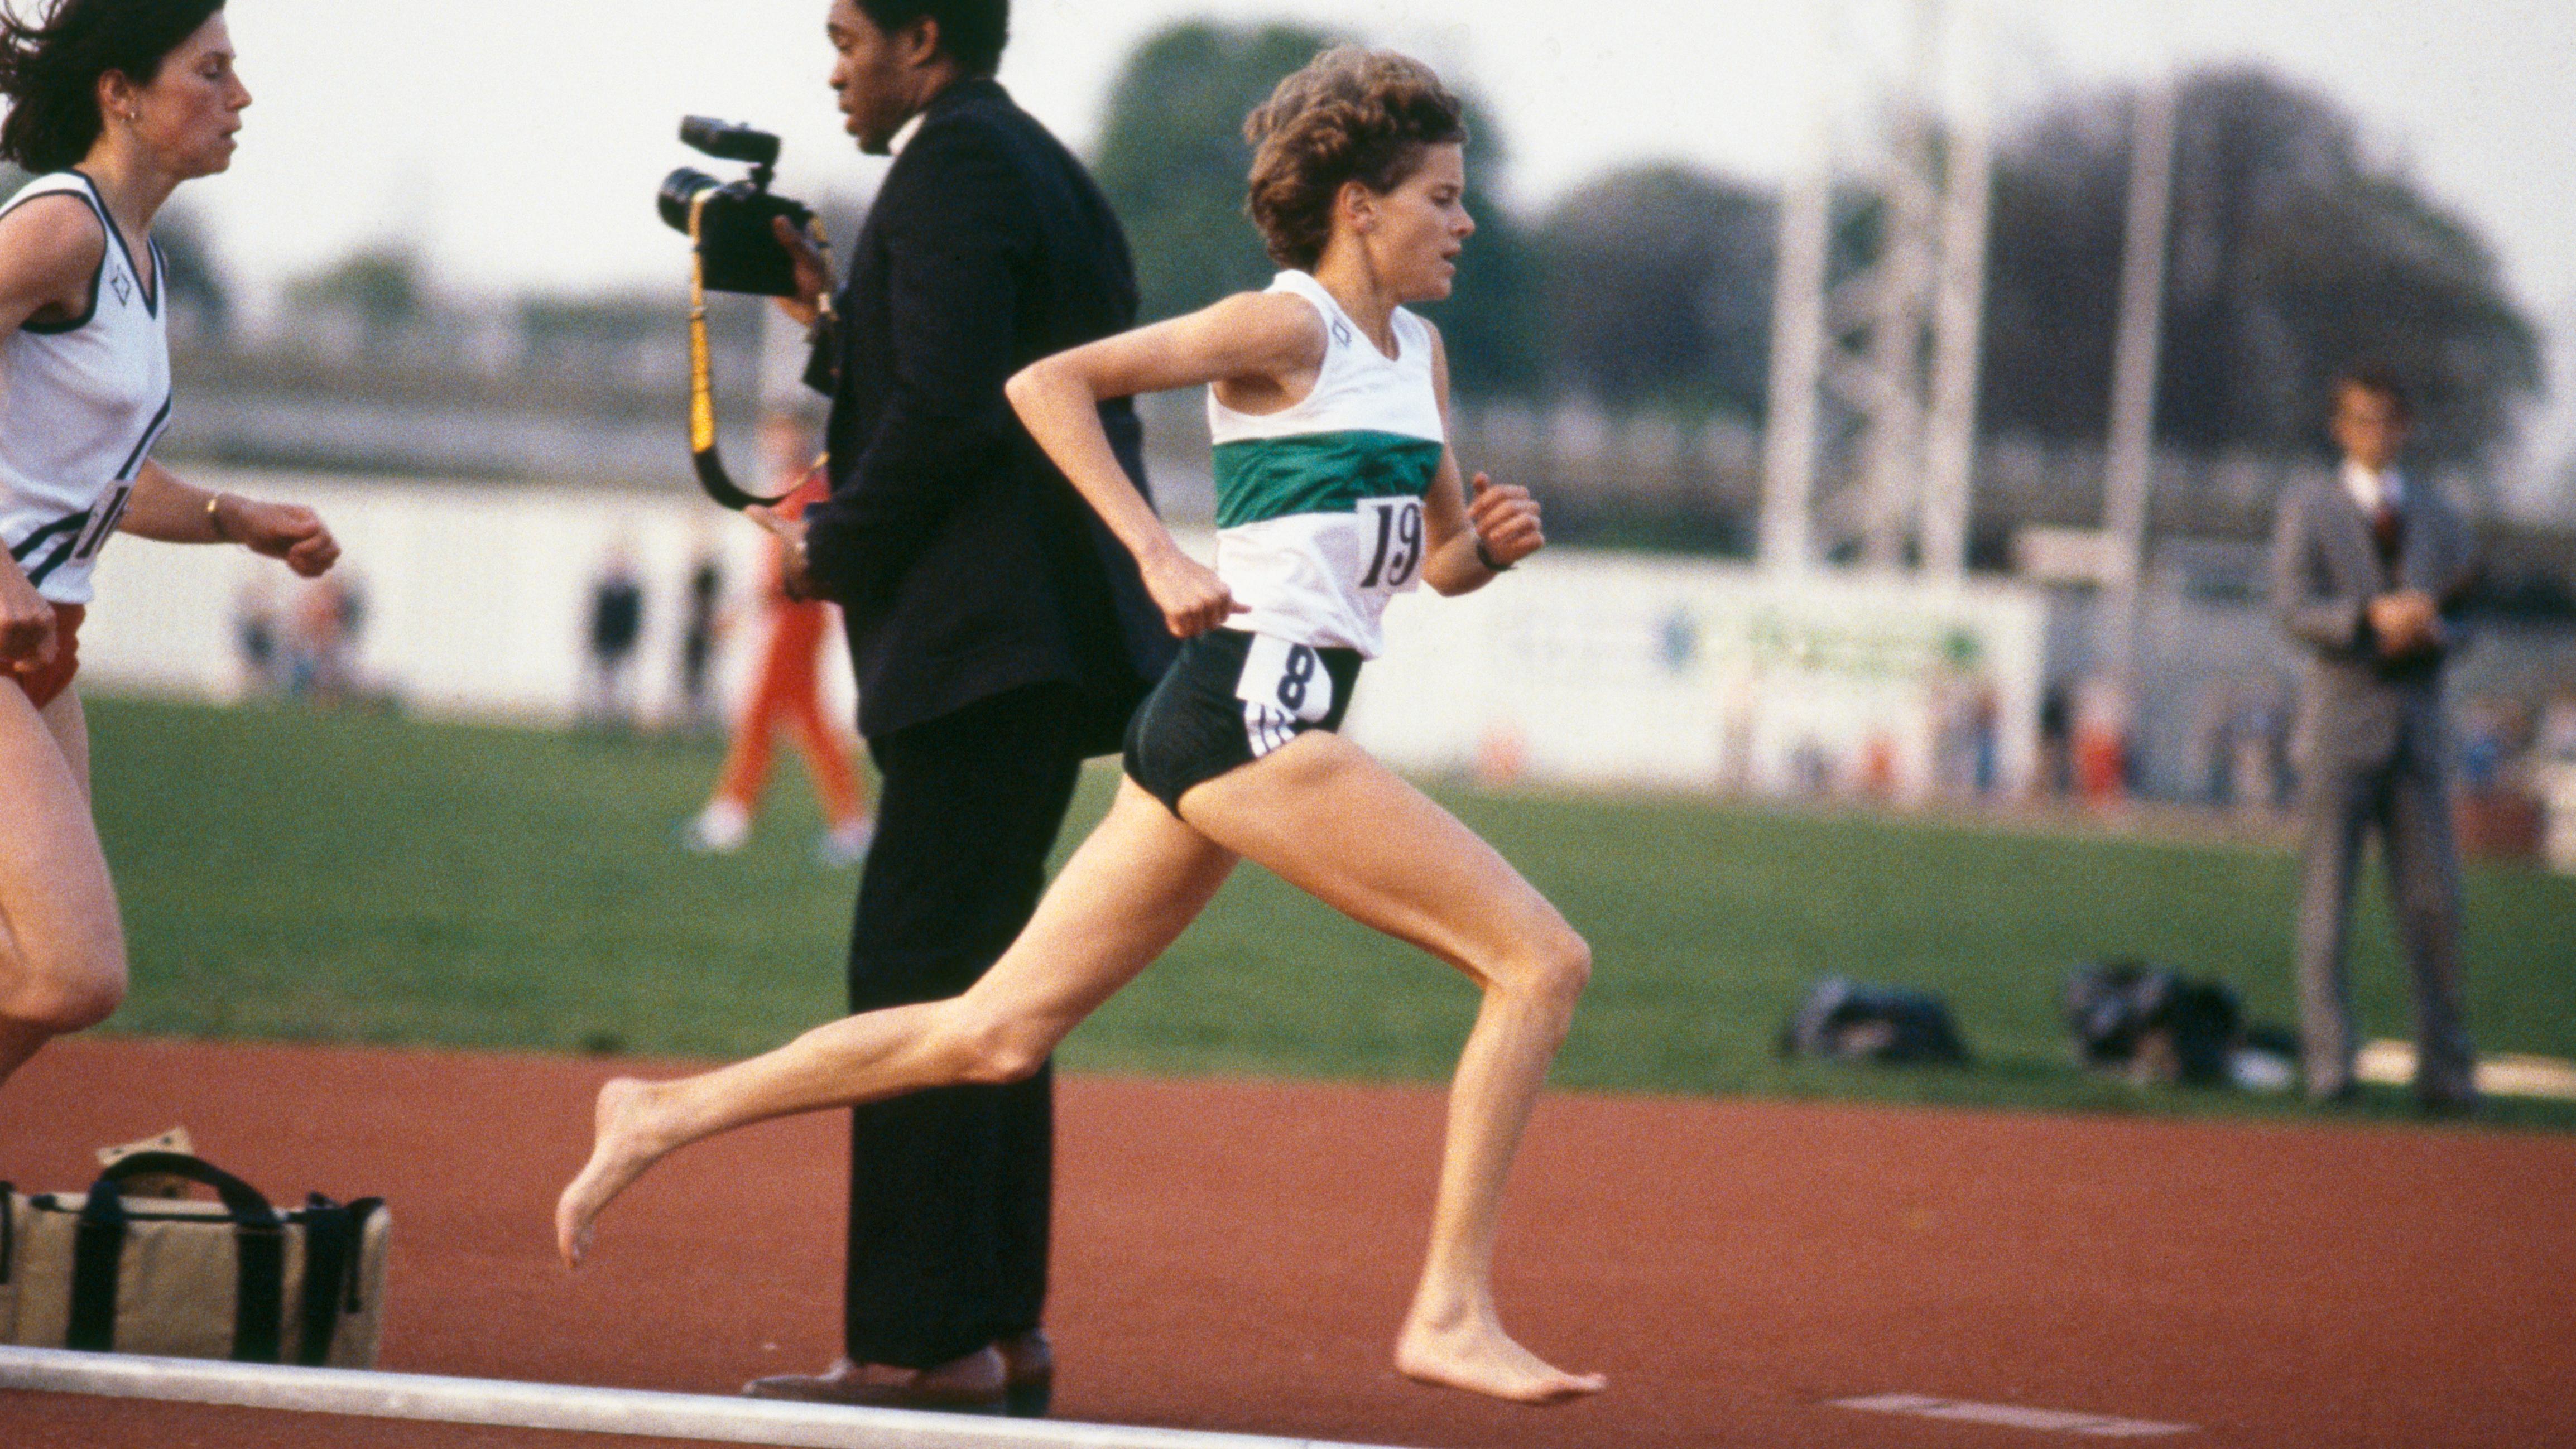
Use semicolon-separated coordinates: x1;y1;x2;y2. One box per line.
1206;270;1445;658
0;171;173;605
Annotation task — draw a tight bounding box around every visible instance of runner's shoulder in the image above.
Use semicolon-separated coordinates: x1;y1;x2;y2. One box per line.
0;192;108;295
1209;289;1329;370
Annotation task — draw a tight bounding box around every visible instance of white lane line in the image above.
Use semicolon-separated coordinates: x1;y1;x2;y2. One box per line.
0;1345;1398;1449
1833;1393;2195;1437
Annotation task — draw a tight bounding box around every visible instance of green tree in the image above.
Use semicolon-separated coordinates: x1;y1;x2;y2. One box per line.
1092;22;1319;326
1981;65;2540;464
286;245;427;349
1090;21;1541;396
1533;163;1777;414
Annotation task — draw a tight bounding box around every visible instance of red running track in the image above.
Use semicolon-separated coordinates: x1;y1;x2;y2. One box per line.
3;1036;2572;1448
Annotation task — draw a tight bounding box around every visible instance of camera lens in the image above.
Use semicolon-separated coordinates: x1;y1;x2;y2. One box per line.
679;117;781;167
657;167;722;235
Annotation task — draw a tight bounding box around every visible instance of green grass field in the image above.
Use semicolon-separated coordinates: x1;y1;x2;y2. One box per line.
83;696;2576;1128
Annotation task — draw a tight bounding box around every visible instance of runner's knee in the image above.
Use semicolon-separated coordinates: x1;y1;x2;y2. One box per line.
1493;923;1590;1013
3;933;127;1032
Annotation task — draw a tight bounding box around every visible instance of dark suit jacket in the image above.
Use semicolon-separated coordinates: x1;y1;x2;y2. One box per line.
2268;469;2477;773
804;76;1172;749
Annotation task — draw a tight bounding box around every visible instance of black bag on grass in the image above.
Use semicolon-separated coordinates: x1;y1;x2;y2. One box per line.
1777;976;1971;1065
2064;960;2241;1086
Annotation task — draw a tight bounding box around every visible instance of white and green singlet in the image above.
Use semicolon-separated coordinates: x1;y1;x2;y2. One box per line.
1207;269;1445;658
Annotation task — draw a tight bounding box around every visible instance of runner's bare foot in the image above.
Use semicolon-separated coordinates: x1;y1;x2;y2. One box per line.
1395;1308;1607;1404
554;1077;676;1269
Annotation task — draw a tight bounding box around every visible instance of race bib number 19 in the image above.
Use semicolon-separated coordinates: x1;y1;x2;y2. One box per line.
1358;498;1424;590
1235;634;1333;724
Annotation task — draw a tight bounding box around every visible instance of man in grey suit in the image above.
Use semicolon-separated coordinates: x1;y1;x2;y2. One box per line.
2269;365;2479;1111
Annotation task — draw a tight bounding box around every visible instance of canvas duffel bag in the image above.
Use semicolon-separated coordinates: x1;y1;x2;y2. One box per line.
1;1150;388;1366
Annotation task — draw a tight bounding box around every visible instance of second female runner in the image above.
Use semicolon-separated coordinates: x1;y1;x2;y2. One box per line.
1;0;339;1090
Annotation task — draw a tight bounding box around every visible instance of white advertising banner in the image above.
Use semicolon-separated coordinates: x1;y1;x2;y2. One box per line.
1349;554;2048;801
77;471;2044;799
79;470;836;729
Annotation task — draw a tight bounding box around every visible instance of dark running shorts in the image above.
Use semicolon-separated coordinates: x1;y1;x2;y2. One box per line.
1123;627;1364;815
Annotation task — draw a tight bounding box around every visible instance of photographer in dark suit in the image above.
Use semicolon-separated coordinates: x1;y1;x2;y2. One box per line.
748;0;1170;1413
2269;366;2478;1113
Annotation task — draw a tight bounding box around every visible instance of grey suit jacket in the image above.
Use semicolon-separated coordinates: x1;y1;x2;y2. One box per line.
2267;470;2477;773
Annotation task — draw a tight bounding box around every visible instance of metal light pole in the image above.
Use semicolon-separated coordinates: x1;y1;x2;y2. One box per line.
1918;13;1993;581
2102;76;2177;673
1760;148;1832;576
1758;0;1993;579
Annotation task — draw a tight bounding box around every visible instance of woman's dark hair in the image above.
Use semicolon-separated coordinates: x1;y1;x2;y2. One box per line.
0;0;225;172
1242;46;1465;271
856;0;1007;78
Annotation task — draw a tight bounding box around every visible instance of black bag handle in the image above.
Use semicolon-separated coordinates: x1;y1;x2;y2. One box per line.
73;1153;288;1361
93;1152;281;1225
295;1194;354;1366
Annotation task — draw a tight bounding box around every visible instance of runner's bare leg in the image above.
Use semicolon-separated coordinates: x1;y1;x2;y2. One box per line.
0;687;125;1086
1179;731;1605;1404
557;781;1236;1263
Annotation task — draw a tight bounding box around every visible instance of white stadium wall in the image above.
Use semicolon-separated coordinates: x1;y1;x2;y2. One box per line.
83;470;2045;800
81;470;849;731
1355;551;2047;801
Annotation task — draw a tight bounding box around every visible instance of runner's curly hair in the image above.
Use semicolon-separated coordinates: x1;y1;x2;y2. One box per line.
0;0;225;172
1242;46;1465;271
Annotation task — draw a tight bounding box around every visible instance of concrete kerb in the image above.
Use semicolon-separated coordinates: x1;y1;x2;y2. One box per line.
0;1344;1405;1449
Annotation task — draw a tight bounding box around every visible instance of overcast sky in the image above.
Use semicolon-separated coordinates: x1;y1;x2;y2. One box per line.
186;0;2573;319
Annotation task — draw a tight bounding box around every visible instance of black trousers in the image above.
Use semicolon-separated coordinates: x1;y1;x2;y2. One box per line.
843;682;1085;1368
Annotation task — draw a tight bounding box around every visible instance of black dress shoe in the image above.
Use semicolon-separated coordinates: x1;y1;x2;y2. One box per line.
996;1328;1053;1418
742;1349;1007;1414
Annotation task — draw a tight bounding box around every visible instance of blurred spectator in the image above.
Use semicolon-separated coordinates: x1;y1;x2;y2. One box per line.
2193;678;2235;805
2072;673;2130;805
674;527;728;736
680;419;874;865
2197;672;2293;813
231;571;281;698
2453;696;2543;860
2227;674;2294;813
2455;696;2521;793
285;573;366;704
2035;678;2073;798
1931;667;2000;800
1789;736;1833;796
582;542;646;730
1968;681;2001;797
1858;732;1899;800
2540;689;2576;764
2538;688;2576;873
2269;367;2478;1110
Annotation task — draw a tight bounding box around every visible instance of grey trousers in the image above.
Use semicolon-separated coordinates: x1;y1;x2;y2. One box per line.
2293;754;2476;1102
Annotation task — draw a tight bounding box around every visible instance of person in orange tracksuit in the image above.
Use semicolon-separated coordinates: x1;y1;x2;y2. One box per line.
681;419;874;865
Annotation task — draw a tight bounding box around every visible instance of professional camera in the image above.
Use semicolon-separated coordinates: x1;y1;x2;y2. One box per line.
657;117;815;296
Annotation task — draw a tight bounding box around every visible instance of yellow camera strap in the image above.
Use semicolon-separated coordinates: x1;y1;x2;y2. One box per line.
685;195;829;510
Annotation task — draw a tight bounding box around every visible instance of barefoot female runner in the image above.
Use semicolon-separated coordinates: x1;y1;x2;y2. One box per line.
559;46;1602;1405
1;0;339;1089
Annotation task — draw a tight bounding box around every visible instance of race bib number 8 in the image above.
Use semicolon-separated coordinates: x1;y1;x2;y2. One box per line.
1235;634;1333;724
